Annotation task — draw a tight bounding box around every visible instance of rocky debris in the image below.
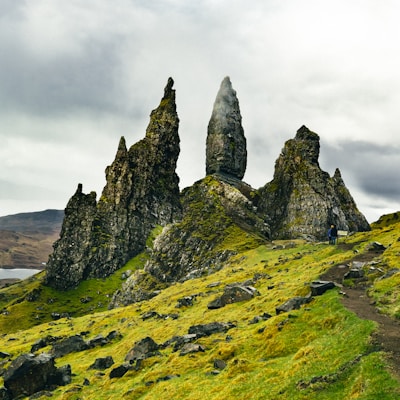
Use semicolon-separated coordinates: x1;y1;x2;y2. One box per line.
208;284;259;309
257;125;370;240
176;295;198;308
50;331;120;358
2;353;71;399
249;313;272;324
125;337;160;364
310;281;336;296
162;334;198;352
45;78;182;290
88;356;114;371
179;343;205;356
276;295;313;315
206;76;247;180
31;335;61;353
188;322;236;338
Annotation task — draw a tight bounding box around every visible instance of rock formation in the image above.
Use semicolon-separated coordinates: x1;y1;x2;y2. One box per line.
45;78;182;290
257;125;370;239
46;78;370;294
206;76;247;180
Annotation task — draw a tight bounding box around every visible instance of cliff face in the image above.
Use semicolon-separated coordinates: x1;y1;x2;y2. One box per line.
45;79;181;290
257;125;370;240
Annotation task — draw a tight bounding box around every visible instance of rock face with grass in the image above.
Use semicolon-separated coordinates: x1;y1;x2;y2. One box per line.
206;76;247;180
257;125;370;239
45;78;182;290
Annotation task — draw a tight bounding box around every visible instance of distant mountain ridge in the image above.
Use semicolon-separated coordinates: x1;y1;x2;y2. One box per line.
0;210;63;270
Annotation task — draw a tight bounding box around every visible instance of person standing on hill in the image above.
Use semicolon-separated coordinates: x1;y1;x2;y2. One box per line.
328;224;338;244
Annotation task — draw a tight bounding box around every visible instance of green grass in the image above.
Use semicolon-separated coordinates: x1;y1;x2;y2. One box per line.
0;217;399;399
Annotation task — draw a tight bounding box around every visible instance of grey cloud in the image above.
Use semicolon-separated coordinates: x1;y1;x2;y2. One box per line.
321;140;400;201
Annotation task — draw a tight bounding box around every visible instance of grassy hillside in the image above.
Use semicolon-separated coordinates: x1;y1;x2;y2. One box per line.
0;215;399;399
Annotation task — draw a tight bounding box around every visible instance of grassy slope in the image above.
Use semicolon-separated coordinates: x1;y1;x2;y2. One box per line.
0;217;399;399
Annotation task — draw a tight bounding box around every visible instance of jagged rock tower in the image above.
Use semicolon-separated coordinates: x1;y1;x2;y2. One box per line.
46;78;182;290
206;76;247;180
257;125;370;239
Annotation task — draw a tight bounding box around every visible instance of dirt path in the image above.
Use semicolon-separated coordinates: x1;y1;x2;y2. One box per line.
320;245;400;380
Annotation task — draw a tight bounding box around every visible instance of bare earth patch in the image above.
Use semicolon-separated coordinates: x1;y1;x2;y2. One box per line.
321;245;400;380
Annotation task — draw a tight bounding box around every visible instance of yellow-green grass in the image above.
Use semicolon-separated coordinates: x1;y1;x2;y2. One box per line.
0;221;399;399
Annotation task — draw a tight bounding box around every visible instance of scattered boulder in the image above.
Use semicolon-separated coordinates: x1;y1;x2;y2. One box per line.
179;343;205;356
109;363;131;379
310;281;336;296
213;359;227;370
379;268;400;280
208;284;259;309
51;335;89;358
125;337;160;364
188;322;236;338
276;296;312;315
367;241;387;252
31;336;61;353
249;313;272;324
176;295;197;308
88;356;114;371
3;353;71;399
163;334;198;352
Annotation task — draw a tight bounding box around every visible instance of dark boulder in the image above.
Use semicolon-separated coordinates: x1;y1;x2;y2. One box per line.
179;343;205;356
109;363;131;379
125;337;160;364
310;281;336;296
208;284;259;309
3;353;71;398
88;356;114;371
51;335;89;358
188;322;236;338
276;296;312;315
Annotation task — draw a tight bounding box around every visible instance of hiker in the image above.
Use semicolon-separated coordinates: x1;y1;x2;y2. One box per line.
328;224;337;244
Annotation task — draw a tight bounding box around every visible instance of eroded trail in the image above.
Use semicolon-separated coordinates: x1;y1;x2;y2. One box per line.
320;246;400;380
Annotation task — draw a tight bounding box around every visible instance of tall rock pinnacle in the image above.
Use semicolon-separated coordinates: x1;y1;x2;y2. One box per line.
46;78;182;290
206;77;247;180
258;125;370;239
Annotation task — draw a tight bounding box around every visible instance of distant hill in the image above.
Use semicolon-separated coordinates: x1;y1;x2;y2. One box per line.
0;210;63;270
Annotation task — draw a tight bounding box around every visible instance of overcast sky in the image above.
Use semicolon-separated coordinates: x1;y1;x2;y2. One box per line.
1;0;399;223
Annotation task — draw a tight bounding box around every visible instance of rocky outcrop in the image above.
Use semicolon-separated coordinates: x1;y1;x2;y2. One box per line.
143;175;269;284
45;78;182;290
206;76;247;180
257;126;370;240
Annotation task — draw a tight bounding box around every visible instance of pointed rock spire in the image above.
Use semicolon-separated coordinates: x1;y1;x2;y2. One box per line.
206;76;247;180
46;78;182;290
